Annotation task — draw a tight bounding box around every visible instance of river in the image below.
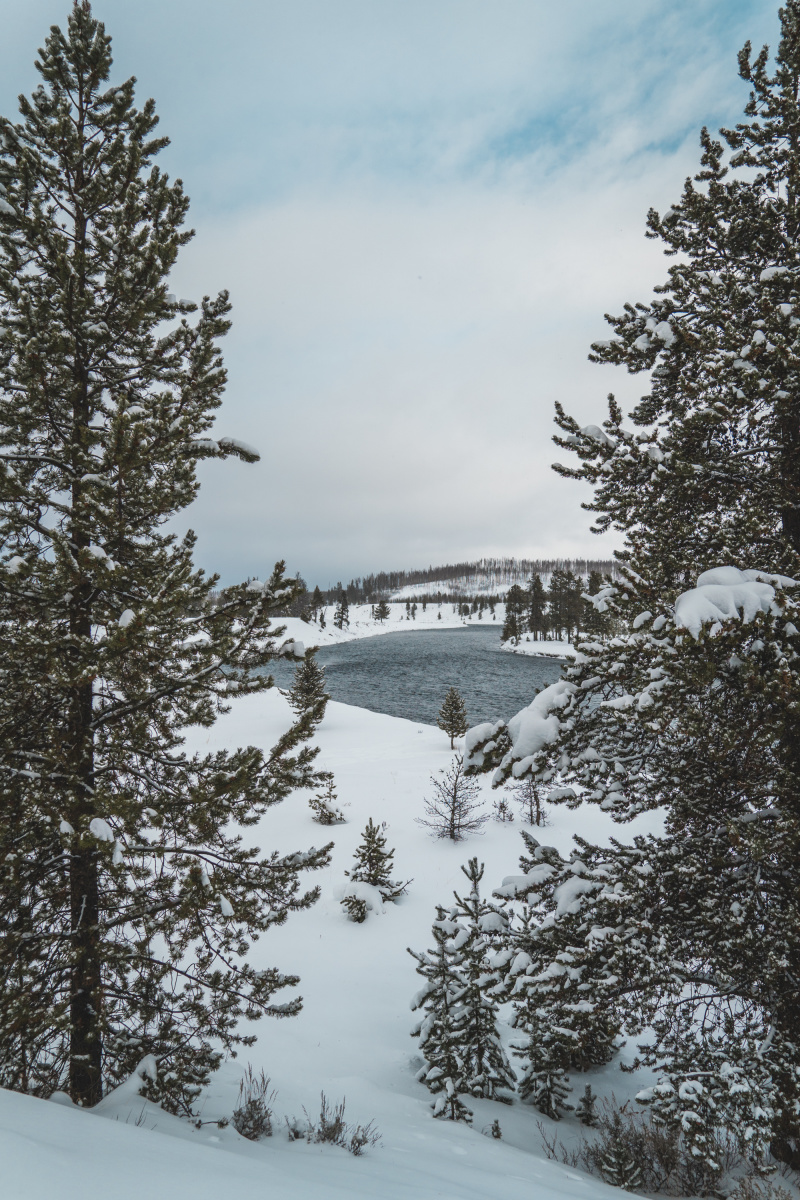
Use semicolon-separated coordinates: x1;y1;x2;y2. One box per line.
266;626;565;727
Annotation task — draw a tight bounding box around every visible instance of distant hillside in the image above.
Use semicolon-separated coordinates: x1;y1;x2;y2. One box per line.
326;557;619;604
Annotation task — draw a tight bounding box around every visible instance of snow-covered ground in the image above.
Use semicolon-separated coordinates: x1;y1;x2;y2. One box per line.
278;601;575;659
3;689;659;1200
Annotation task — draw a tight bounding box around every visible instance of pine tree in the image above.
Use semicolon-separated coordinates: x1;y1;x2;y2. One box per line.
310;585;324;621
599;1113;644;1192
308;777;345;825
492;796;514;822
437;686;468;748
575;1084;598;1127
408;907;472;1123
374;598;391;623
467;2;800;1168
449;860;515;1101
0;4;333;1112
345;818;409;902
501;584;526;644
333;593;349;630
526;574;548;640
418;756;488;841
286;647;329;728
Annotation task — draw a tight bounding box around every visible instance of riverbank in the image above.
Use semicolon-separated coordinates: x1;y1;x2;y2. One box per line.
277;602;574;659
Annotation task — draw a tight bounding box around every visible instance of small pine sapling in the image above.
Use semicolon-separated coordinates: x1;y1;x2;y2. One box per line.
309;777;346;825
346;819;410;903
492;796;514;823
599;1114;645;1193
437;687;468;749
341;895;368;923
575;1084;598;1127
418;755;488;841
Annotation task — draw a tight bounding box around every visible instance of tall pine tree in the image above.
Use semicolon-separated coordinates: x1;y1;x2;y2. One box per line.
0;3;331;1110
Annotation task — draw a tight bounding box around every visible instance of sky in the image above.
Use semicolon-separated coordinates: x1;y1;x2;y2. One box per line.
0;0;783;586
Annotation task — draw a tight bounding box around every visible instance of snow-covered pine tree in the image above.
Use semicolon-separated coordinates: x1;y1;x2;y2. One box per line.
374;598;391;623
418;755;488;841
286;646;329;729
0;3;332;1111
448;859;515;1101
437;686;468;748
466;1;800;1169
599;1118;644;1194
489;832;620;1119
345;818;409;902
308;776;345;825
408;906;472;1123
575;1084;598;1127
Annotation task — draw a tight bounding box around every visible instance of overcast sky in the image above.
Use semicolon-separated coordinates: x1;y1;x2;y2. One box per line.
0;1;781;585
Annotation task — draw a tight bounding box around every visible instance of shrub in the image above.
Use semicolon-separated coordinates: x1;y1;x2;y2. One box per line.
231;1066;277;1141
287;1092;381;1156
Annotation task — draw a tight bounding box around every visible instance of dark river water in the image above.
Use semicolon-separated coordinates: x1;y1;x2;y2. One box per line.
266;626;565;728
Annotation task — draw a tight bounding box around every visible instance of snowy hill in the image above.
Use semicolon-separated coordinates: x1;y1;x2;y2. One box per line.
2;689;661;1199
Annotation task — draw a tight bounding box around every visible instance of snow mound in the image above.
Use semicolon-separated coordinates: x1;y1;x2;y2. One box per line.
674;566;797;638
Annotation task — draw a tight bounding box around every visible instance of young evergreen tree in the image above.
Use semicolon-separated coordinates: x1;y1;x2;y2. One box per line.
418;756;488;841
437;686;468;748
449;860;515;1101
374;598;391;623
345;818;409;902
0;3;332;1110
575;1084;598;1127
286;647;329;729
599;1121;644;1194
466;1;800;1168
408;907;472;1123
308;777;345;825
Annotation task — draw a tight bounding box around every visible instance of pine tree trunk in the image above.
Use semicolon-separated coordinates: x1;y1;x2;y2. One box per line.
67;578;102;1105
67;149;103;1102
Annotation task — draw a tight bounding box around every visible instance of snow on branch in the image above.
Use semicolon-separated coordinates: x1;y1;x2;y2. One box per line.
674;566;797;638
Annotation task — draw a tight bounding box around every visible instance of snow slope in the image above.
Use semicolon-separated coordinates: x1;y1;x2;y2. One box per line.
2;692;657;1200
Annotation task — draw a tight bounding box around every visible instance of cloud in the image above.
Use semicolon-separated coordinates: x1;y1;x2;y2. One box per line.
0;0;783;583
